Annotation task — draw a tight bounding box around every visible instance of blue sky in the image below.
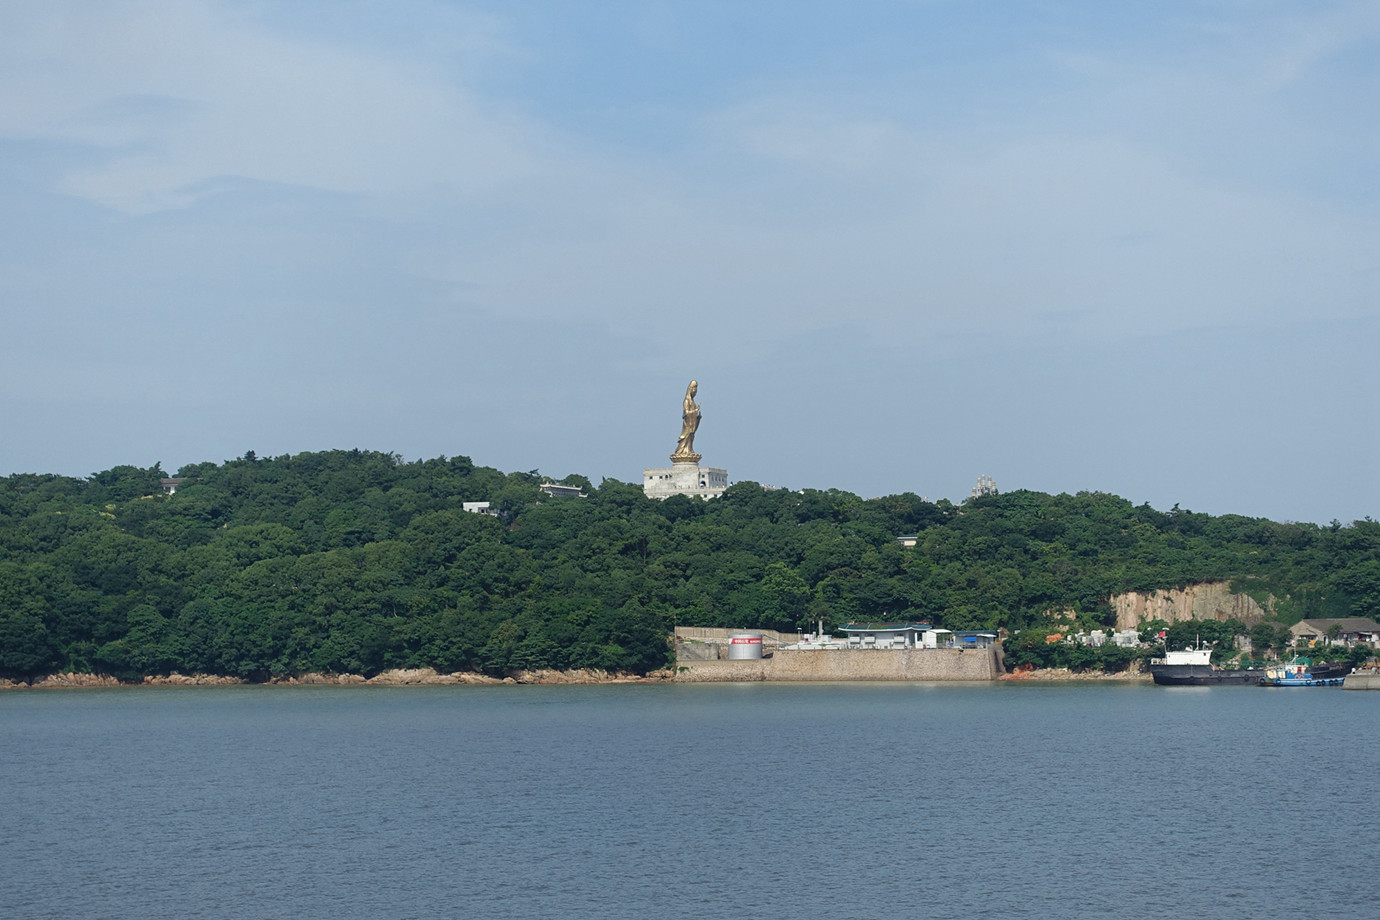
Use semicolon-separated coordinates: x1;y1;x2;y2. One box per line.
1;0;1375;523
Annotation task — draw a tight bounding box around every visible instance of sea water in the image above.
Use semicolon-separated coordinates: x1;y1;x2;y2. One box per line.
2;682;1376;919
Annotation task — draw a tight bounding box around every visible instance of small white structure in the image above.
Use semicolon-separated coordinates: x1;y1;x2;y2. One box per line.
921;628;954;649
1085;629;1140;647
462;501;498;516
1112;629;1141;647
972;474;997;498
538;482;586;499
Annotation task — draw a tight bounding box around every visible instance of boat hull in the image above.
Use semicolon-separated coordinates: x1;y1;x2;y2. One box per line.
1150;664;1262;686
1262;675;1345;687
1261;658;1350;685
1306;662;1349;680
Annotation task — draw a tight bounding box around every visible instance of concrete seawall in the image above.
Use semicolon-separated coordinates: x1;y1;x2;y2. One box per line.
674;647;1003;682
1343;670;1380;690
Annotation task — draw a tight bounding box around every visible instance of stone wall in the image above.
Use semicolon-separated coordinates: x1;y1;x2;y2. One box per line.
674;647;1003;682
1112;582;1269;631
674;627;796;643
674;641;721;661
1343;670;1380;691
674;627;797;660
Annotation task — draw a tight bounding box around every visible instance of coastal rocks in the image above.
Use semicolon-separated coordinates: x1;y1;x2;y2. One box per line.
1000;667;1151;682
1111;582;1269;631
30;672;124;688
3;672;243;689
142;673;243;686
187;667;668;686
344;668;671;685
268;673;366;685
1;667;677;690
507;668;670;684
267;669;500;686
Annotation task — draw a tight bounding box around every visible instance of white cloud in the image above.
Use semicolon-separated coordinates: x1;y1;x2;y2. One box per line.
0;0;539;212
0;1;1374;522
418;92;1374;355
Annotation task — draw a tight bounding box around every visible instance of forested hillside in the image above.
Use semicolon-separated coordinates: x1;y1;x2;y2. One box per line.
1;450;1376;681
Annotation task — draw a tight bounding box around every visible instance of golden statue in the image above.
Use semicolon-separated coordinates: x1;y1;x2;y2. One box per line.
671;379;702;463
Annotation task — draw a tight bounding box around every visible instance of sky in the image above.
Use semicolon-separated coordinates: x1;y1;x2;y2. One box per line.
0;0;1376;525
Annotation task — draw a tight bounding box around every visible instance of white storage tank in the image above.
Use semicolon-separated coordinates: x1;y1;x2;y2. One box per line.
727;632;764;659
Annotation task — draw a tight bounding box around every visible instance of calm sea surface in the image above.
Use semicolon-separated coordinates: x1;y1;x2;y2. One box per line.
2;681;1377;919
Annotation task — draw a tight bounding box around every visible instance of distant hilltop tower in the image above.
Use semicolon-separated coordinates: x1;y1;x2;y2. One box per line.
972;474;997;498
643;379;728;499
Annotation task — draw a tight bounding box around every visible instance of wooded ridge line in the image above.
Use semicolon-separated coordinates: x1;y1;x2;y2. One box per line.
1;449;1375;682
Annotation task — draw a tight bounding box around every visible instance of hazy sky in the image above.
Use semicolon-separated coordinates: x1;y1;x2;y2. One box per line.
1;1;1375;524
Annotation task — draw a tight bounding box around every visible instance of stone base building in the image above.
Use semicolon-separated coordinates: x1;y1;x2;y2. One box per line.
643;460;728;500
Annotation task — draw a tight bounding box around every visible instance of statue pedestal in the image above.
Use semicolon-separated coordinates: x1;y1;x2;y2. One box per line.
643;460;728;500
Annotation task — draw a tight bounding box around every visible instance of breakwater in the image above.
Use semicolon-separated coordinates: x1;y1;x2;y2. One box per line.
675;646;1003;681
1344;669;1380;690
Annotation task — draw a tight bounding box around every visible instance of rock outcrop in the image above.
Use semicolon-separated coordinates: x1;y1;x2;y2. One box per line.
1111;582;1269;630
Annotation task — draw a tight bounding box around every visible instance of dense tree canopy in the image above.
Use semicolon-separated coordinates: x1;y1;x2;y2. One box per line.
0;450;1376;680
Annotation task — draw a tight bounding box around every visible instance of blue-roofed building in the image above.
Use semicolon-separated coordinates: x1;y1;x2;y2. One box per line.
952;631;998;649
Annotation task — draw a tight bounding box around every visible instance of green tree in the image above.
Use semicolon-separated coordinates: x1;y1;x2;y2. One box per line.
760;562;812;631
0;562;57;679
1249;622;1287;660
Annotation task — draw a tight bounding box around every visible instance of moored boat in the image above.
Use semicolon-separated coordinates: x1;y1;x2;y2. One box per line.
1149;646;1263;686
1260;657;1347;687
1264;673;1345;687
1305;660;1349;680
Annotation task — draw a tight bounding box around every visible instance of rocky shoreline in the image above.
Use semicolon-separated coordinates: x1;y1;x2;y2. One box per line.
1000;666;1151;682
3;665;1156;690
0;667;676;690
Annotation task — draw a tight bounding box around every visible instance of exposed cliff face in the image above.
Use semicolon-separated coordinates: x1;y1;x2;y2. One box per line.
1112;582;1269;631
